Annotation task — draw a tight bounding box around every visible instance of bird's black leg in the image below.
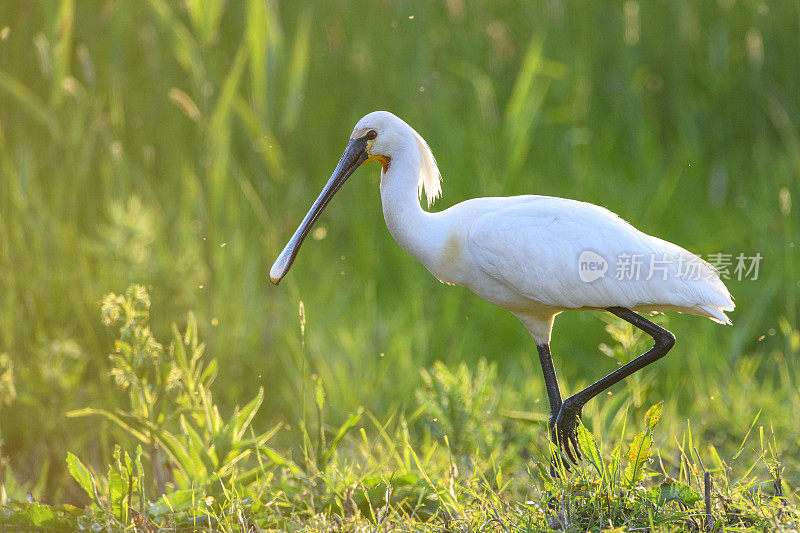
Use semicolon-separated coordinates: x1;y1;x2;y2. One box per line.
554;307;675;463
536;343;571;475
536;343;563;442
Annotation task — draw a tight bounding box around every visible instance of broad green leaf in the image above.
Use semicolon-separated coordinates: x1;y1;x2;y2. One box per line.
19;502;64;527
108;468;127;504
576;424;604;476
148;489;197;516
107;467;127;522
644;402;663;431
624;430;653;487
647;481;702;506
624;403;662;487
66;453;99;505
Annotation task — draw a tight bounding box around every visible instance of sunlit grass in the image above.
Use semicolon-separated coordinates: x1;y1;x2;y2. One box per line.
1;288;796;529
0;0;798;529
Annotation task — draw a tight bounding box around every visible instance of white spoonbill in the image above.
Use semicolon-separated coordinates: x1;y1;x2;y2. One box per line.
270;111;734;461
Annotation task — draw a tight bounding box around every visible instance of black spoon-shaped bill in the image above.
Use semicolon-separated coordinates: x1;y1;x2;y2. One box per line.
269;135;370;284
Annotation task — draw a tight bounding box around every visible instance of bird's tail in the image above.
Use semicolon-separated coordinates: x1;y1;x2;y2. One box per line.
697;305;733;325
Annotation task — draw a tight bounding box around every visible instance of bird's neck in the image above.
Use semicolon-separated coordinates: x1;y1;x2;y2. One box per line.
379;148;445;268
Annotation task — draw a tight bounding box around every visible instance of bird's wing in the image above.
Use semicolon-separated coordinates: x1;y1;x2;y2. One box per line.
467;196;734;322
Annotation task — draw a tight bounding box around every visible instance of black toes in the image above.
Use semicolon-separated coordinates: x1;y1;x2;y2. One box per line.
568;430;581;462
551;405;582;465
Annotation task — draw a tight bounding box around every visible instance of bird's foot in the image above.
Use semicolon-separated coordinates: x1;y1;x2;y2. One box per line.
552;400;583;464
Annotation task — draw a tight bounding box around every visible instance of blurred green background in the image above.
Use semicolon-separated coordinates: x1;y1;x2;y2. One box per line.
0;0;798;503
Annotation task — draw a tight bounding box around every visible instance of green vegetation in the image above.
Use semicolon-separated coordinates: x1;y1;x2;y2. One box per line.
0;1;797;530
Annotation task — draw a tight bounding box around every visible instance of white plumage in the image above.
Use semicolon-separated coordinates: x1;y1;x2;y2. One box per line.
326;112;734;343
465;197;733;330
270;110;734;460
271;110;733;341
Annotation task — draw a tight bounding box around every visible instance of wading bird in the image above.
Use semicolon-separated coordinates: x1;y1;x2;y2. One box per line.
270;111;734;461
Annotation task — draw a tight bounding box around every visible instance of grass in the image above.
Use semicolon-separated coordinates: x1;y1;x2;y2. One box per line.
3;286;797;530
0;0;798;530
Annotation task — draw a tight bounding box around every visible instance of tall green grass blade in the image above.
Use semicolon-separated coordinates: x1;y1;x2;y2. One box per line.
323;407;364;464
232;387;264;440
51;0;75;106
503;35;548;177
65;408;150;444
246;0;269;116
0;71;61;137
185;0;224;46
146;0;206;86
280;9;310;133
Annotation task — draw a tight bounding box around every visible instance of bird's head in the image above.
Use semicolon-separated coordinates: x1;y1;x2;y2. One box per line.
269;111;440;285
349;110;401;172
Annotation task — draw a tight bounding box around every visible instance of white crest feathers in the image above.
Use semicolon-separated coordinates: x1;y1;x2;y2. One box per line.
413;129;442;207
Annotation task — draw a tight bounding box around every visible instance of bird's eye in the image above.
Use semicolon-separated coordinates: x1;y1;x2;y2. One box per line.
366;130;377;140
